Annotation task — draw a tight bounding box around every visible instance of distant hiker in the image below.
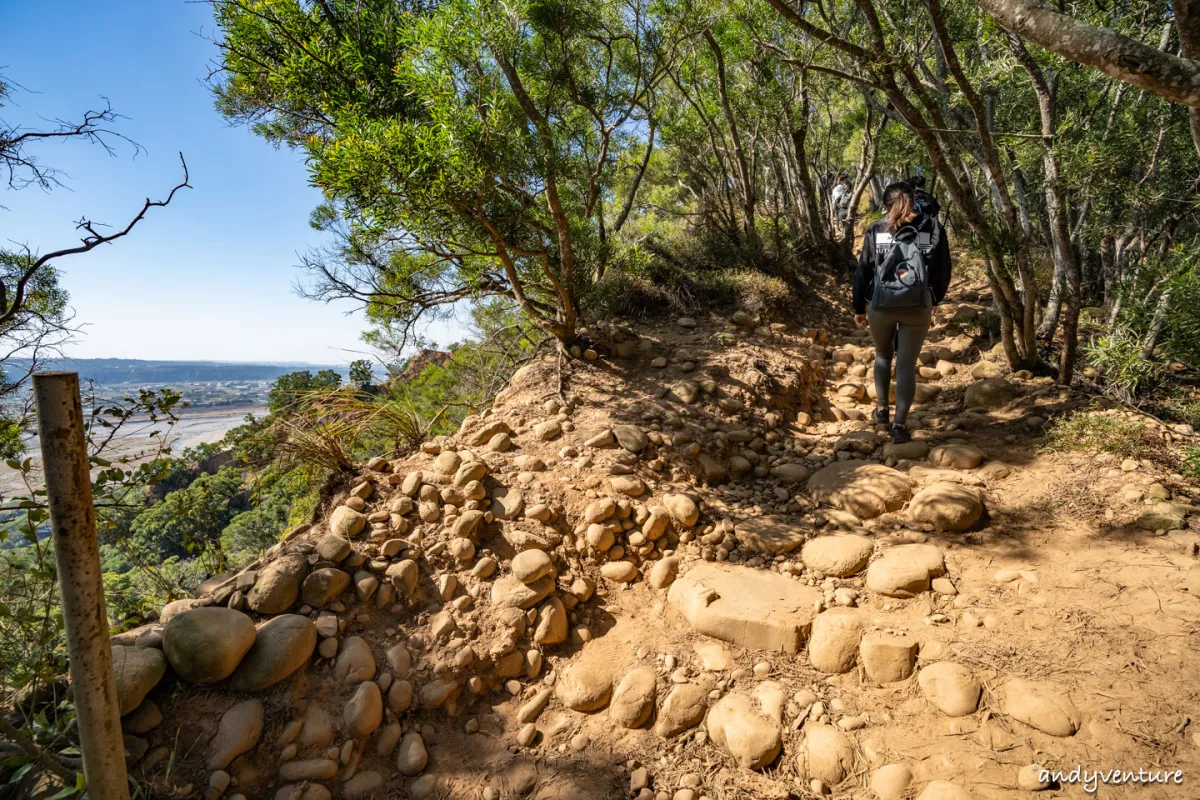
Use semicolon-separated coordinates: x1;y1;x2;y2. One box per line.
853;181;952;443
830;174;852;225
907;174;941;220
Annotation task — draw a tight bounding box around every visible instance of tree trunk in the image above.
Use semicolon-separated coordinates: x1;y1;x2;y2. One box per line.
973;0;1200;108
1006;32;1082;380
705;30;761;261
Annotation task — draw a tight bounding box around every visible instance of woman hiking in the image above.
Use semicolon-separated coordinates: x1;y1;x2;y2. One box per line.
852;181;952;443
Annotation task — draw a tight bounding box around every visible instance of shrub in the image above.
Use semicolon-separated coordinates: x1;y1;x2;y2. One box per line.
1181;445;1200;480
588;261;793;320
1083;329;1160;400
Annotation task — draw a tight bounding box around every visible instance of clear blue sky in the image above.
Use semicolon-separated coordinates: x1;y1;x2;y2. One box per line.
1;1;462;364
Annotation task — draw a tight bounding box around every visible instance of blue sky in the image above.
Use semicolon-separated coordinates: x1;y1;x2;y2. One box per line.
1;1;463;364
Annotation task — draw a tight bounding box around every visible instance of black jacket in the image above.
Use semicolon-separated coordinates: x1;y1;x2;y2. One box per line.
852;213;952;314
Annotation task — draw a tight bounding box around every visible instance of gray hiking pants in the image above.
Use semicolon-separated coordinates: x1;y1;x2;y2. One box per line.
867;306;932;426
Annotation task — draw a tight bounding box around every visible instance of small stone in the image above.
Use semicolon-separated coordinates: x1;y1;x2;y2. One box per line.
512;550;554;584
706;681;784;769
1002;679;1080;736
516;722;539;747
798;724;855;784
112;645;167;716
808;608;864;674
517;689;553;724
915;781;972;800
648;557;680;589
870;764;913;800
556;660;614;712
907;482;984;531
917;662;981;717
654;683;707;738
601;561;639;582
396;732;428;776
866;544;945;598
229;614;317;692
610;667;657;729
859;631;917;684
614;424;649;453
208;699;264;770
343;681;383;738
800;534;873;577
1018;764;1050;791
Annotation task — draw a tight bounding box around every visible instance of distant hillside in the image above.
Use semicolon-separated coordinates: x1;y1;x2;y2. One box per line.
397;349;454;383
5;358;349;386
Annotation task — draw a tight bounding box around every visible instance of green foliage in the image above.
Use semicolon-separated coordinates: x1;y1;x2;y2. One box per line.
213;0;674;343
349;359;375;387
1082;329;1160;401
1043;411;1158;459
1109;244;1200;370
1181;445;1200;480
128;468;245;568
267;368;342;412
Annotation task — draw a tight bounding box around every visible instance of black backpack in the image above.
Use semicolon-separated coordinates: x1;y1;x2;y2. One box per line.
914;188;940;219
870;220;937;311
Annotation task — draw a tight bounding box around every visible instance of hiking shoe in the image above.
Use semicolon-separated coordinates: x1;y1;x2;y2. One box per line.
890;425;911;444
872;407;890;428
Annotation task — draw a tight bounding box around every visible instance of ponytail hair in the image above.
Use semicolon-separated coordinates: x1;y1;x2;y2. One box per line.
883;181;916;232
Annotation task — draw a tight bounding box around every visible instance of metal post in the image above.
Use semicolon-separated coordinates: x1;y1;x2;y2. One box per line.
33;372;130;800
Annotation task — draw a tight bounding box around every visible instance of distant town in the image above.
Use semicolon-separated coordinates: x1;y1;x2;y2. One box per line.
7;358;350;411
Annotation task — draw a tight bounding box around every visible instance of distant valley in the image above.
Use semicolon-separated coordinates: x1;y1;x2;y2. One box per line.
5;357;349;410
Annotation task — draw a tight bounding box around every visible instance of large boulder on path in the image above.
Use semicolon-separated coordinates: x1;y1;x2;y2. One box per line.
917;662;981;717
908;482;984;531
668;564;821;654
807;462;913;519
866;543;946;597
229;615;317;692
706;681;785;770
964;378;1017;409
807;608;865;674
112;645;167;715
800;534;873;577
1001;679;1081;736
163;607;256;685
797;724;855;784
246;553;308;614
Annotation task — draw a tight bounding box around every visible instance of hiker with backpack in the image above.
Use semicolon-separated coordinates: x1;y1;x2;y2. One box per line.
907;174;941;220
852;181;952;443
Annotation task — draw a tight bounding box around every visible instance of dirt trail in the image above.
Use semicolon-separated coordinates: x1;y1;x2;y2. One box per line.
101;281;1200;800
